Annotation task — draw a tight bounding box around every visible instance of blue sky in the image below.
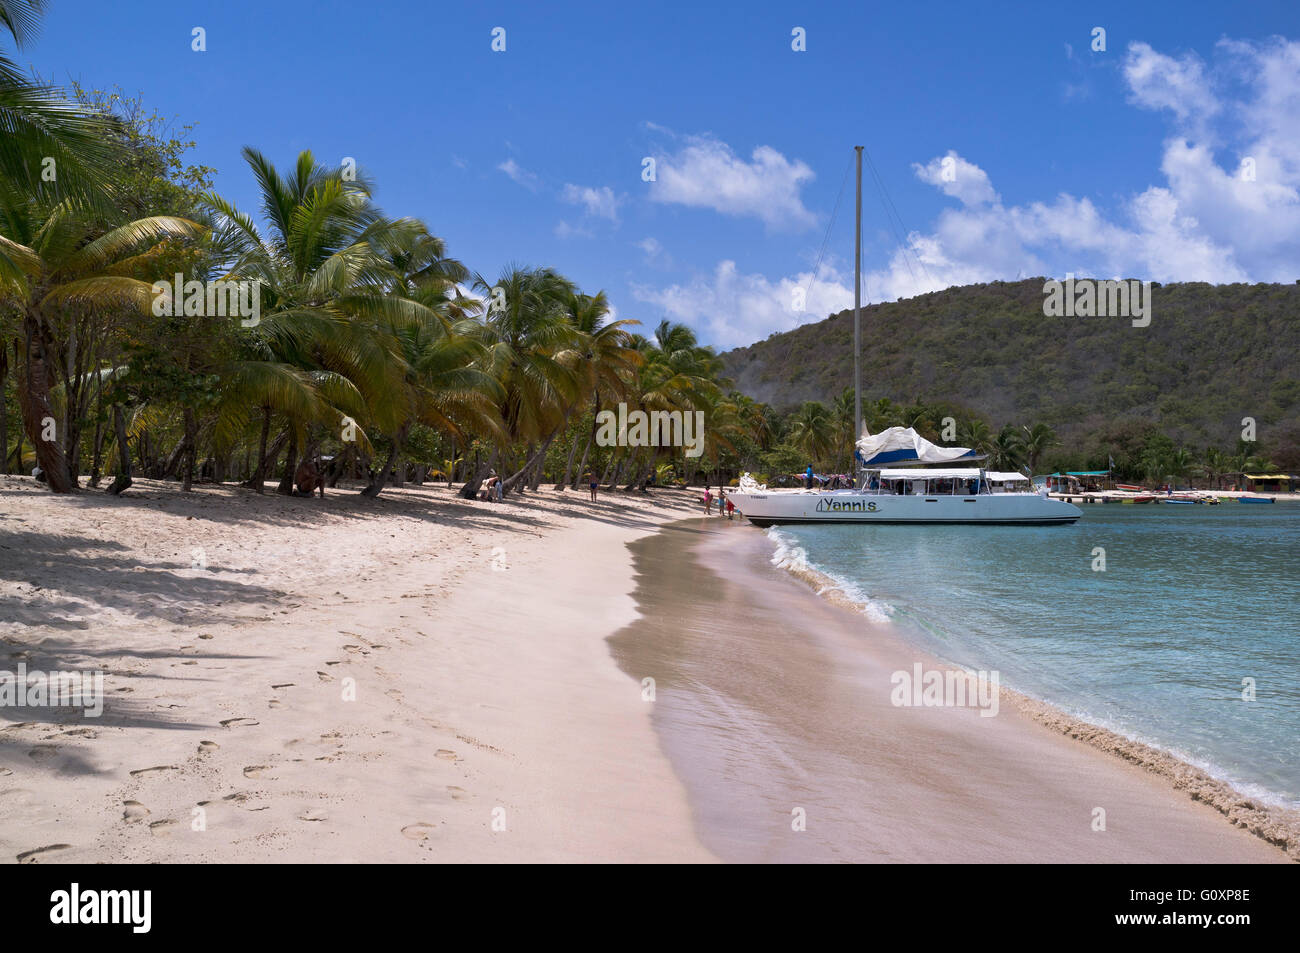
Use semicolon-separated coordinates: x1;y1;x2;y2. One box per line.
20;0;1300;349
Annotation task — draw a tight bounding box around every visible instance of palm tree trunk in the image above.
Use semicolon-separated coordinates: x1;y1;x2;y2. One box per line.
181;406;198;492
88;369;105;488
530;429;562;491
277;428;299;495
19;309;72;492
0;344;8;476
250;407;272;493
107;404;132;495
569;427;595;489
503;441;548;495
362;425;408;498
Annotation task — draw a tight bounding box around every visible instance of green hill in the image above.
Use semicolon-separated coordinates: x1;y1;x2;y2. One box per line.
720;278;1300;453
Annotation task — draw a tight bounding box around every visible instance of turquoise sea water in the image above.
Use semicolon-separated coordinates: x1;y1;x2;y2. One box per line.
767;503;1300;807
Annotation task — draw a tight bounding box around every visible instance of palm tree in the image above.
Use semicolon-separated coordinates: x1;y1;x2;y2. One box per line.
1141;445;1171;485
1169;446;1194;489
621;320;722;489
203;148;420;493
1021;422;1059;474
862;396;899;435
558;289;640;490
1201;446;1229;490
988;424;1026;472
787;401;834;468
472;265;579;494
0;181;204;491
831;387;856;470
957;418;992;455
0;1;122;211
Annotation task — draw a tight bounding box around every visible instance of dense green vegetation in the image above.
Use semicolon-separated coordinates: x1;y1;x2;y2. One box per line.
721;278;1300;479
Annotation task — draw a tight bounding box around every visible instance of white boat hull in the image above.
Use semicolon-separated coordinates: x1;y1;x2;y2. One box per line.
726;489;1082;526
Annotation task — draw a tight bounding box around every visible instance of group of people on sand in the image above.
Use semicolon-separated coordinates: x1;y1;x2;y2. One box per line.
702;484;736;520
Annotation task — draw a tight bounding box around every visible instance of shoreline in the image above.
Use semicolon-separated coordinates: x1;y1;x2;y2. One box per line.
760;526;1300;854
0;476;714;863
612;516;1295;862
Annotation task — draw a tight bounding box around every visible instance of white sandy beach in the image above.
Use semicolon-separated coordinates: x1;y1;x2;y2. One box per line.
0;477;711;863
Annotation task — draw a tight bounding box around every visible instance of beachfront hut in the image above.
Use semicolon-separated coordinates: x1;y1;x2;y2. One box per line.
1040;470;1110;492
1244;473;1299;493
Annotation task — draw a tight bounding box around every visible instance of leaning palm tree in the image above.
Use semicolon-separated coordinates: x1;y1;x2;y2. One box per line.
0;179;204;491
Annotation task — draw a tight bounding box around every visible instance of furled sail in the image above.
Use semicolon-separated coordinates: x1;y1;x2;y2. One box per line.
855;426;983;466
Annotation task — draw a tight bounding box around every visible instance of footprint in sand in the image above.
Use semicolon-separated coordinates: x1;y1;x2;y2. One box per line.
197;741;219;756
435;749;458;761
298;808;328;822
219;718;259;728
268;699;284;709
149;819;177;836
122;800;150;823
401;822;438;840
17;843;72;864
446;786;467;800
316;671;334;682
28;746;60;762
198;634;214;640
129;765;178;777
271;683;294;689
242;765;273;779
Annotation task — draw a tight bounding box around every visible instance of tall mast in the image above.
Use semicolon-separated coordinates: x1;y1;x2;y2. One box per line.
854;145;863;444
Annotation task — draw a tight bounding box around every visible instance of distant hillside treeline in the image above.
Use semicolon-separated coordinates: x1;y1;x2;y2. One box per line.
721;278;1300;459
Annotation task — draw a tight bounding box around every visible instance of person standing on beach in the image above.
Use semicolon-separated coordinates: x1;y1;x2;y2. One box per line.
725;496;735;520
716;488;725;516
586;471;597;502
703;486;713;514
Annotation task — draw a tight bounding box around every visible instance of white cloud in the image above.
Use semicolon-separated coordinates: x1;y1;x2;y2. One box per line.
561;183;621;222
1123;42;1219;124
648;133;817;231
498;158;539;190
913;151;999;207
632;260;854;349
554;220;594;240
636;236;673;268
866;37;1300;300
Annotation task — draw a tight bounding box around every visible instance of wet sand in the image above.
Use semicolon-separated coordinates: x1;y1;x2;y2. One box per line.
610;517;1292;862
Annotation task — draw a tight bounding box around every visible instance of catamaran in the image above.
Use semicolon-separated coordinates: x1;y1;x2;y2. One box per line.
725;146;1083;528
729;426;1083;525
